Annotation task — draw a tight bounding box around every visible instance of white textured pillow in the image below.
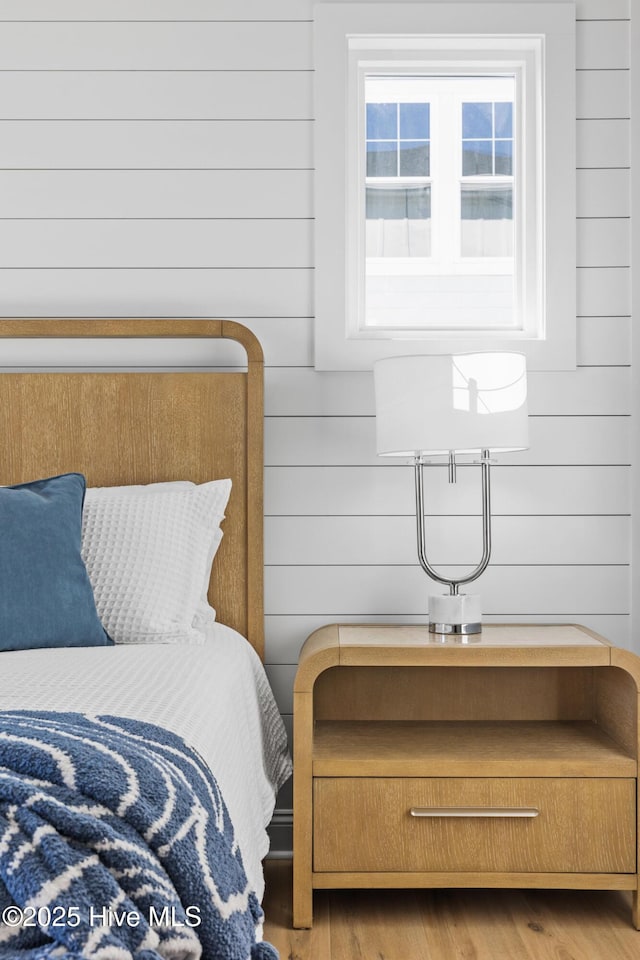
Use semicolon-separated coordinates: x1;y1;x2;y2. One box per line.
81;479;232;644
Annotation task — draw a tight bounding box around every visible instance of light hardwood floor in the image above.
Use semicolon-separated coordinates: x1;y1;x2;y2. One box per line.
263;860;640;960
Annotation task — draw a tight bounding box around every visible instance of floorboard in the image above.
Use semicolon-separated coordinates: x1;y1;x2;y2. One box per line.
262;860;640;960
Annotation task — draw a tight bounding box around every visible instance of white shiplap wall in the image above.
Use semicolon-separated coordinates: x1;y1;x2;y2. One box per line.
0;0;633;849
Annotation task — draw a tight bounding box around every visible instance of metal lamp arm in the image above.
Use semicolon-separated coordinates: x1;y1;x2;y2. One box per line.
414;450;492;596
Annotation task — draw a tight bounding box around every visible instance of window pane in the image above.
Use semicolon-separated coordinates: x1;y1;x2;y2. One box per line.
399;141;430;176
495;102;513;137
461;185;513;256
399;102;430;139
366;185;431;219
462;185;512;219
462;140;492;175
462;102;492;138
366;102;397;139
367;141;397;176
495;139;513;175
366;185;431;257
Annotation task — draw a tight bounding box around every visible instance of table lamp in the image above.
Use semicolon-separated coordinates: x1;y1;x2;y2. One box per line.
374;353;529;635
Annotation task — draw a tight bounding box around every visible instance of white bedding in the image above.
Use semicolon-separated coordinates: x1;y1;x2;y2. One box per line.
0;621;291;902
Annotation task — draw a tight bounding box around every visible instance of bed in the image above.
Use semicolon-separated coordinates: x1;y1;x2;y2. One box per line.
0;318;291;960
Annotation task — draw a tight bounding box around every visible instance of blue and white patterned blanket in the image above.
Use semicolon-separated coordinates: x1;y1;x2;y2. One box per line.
0;711;278;960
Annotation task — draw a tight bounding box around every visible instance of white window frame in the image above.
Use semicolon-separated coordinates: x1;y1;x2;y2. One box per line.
314;1;576;371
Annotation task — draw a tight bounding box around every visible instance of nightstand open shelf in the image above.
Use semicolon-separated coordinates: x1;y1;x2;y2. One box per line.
313;720;636;777
293;624;640;929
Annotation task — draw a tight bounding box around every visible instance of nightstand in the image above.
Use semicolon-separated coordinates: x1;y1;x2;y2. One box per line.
292;623;640;929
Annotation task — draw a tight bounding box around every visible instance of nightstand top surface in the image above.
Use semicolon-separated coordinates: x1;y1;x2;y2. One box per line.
294;623;640;692
337;623;607;648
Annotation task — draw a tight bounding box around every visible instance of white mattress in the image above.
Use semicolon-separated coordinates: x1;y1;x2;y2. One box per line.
0;622;292;902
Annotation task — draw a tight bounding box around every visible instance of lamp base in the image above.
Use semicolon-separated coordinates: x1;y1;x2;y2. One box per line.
429;593;482;636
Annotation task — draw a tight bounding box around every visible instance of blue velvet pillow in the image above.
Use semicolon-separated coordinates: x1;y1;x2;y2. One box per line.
0;473;112;652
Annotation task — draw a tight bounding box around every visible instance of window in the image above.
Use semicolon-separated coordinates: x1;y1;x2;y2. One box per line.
365;97;433;259
460;99;514;257
314;1;576;370
364;76;517;333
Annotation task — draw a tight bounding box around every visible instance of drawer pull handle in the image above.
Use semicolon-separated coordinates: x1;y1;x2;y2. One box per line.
410;806;539;819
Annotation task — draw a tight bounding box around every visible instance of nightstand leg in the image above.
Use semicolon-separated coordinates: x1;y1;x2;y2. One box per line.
632;889;639;930
293;690;314;928
292;876;313;929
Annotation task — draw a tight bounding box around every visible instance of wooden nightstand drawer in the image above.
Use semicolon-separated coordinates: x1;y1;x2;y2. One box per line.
314;777;636;874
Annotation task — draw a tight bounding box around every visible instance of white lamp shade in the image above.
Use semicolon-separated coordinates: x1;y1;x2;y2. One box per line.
374;353;529;457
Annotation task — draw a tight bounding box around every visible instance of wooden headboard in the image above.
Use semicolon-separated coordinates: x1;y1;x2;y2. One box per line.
0;318;265;659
